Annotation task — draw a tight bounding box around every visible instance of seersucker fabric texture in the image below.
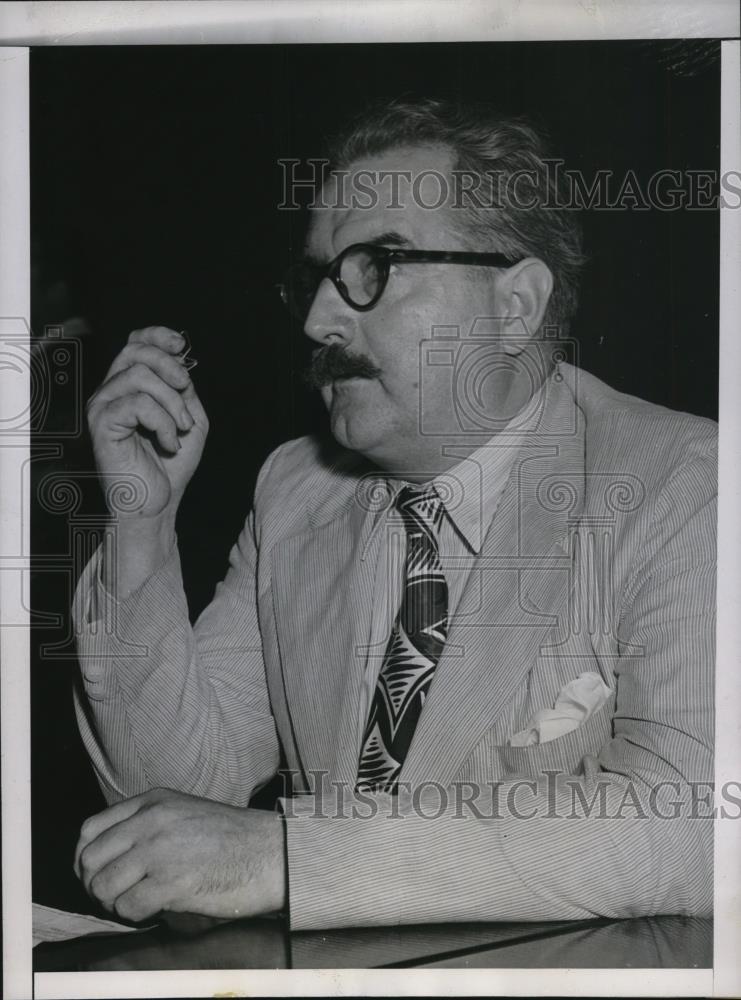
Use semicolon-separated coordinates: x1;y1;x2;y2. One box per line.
73;363;716;930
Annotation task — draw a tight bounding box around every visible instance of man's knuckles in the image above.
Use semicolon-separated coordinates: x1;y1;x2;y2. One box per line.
114;883;162;923
78;841;106;886
89;868;119;906
128;326;184;353
112;893;147;923
138;787;179;814
123;361;155;385
119;342;189;379
133;786;175;807
77;813;110;854
78;814;99;841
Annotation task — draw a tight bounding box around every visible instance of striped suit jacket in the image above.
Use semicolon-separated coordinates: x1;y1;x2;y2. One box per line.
74;363;716;930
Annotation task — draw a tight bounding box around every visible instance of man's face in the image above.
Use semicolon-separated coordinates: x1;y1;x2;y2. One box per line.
303;144;502;475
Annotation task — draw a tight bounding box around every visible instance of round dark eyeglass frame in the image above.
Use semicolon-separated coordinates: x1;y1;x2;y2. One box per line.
278;242;523;321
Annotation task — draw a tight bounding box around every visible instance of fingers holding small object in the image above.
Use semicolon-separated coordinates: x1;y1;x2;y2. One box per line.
176;329;191;359
89;328;202;451
106;343;192;390
110;326;197;377
177;330;198;371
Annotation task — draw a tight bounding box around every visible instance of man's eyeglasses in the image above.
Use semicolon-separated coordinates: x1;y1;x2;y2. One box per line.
278;243;522;322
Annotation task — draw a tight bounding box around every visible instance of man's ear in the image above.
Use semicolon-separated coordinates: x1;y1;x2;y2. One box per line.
496;258;554;354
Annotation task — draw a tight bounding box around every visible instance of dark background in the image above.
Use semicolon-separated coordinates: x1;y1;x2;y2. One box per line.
30;41;720;911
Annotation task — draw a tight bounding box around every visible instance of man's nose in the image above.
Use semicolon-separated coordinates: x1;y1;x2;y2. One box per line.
303;277;356;346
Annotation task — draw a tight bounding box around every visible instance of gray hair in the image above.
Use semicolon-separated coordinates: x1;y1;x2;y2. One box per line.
327;98;585;334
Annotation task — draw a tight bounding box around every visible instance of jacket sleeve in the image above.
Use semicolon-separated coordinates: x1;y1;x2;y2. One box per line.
73;458;281;807
280;439;716;929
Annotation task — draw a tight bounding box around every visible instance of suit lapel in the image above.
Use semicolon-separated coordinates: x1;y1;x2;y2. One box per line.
402;377;587;787
271;472;377;788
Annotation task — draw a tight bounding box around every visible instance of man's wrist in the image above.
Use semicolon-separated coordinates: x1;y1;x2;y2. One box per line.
101;513;178;600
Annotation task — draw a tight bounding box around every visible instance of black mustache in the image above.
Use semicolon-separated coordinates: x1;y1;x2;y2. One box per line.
304;345;382;389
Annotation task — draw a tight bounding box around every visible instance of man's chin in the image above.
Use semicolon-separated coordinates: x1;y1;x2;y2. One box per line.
327;404;378;455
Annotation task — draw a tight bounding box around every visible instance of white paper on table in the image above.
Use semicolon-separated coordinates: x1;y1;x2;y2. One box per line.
33;902;146;947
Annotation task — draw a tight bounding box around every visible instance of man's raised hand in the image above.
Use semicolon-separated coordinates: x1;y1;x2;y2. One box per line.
86;326;208;521
86;326;209;596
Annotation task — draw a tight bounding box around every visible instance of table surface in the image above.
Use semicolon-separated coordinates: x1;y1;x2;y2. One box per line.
33;912;712;971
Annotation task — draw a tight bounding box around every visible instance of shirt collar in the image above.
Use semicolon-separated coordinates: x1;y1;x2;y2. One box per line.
359;380;548;556
432;382;546;552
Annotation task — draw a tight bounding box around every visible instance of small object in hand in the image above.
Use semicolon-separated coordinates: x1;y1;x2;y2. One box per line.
178;330;198;371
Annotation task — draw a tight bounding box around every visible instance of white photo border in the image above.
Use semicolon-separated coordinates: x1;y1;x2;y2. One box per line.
1;2;739;998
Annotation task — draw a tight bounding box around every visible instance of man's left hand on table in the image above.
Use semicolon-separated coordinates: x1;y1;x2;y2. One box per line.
74;788;286;923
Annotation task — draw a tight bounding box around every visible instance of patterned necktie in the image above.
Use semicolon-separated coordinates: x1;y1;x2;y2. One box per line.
357;484;449;793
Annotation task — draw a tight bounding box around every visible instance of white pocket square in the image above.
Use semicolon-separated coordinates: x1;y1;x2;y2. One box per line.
508;671;612;747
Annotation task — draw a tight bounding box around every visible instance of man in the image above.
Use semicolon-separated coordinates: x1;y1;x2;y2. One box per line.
72;99;715;930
